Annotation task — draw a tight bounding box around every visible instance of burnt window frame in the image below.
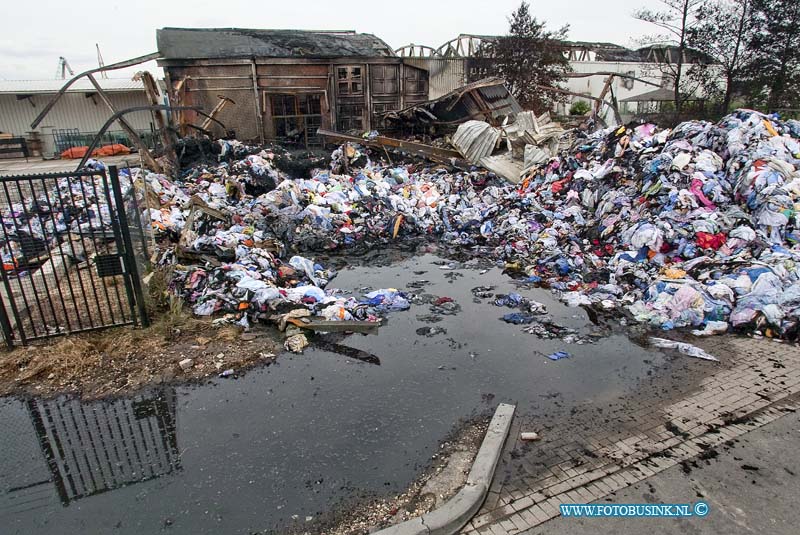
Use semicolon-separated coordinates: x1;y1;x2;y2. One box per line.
371;100;400;130
336;66;364;96
404;67;429;96
336;103;365;132
370;65;399;96
266;92;324;147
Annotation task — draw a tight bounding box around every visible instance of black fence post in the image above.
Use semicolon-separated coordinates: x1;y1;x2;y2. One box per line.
108;166;149;328
0;290;15;348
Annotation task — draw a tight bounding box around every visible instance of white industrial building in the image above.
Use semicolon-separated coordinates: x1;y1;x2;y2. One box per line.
0;78;155;158
561;59;664;119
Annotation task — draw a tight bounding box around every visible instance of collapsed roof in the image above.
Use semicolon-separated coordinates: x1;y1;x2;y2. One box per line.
599;44;715;64
157;28;396;60
381;77;522;130
397;34;716;64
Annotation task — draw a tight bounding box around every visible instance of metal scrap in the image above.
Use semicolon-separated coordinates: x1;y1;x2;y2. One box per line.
379;77;521;132
452;121;501;164
317;128;468;168
451;111;566;182
284;317;381;334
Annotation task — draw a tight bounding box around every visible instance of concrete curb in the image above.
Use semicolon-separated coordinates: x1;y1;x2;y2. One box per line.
372;403;516;535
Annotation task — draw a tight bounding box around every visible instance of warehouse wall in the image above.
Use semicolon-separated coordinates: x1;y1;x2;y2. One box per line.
0;91;153;156
166;62;260;142
566;61;663;102
164;59;431;144
403;58;466;100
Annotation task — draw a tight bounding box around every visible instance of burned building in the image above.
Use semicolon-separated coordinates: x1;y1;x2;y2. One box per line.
396;35;721;122
156;28;432;146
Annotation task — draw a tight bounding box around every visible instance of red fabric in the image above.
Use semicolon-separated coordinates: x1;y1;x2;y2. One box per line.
60;146;89;159
689;178;716;210
696;232;727;250
551;179;569;193
91;144;131;157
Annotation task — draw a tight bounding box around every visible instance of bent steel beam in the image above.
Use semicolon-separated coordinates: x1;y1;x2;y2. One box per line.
30;52;161;129
86;74;163;173
74;105;207;171
534;84;622;124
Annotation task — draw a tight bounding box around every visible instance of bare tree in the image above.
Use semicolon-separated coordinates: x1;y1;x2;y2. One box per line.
633;0;707;113
687;0;757;112
746;0;800;109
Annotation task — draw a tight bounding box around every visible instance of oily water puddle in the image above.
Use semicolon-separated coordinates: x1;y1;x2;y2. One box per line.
0;244;715;534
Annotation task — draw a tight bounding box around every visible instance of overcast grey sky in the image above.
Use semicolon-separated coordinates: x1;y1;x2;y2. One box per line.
2;0;664;80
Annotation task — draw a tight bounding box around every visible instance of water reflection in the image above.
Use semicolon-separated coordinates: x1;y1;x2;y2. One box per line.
0;387;179;516
0;252;705;534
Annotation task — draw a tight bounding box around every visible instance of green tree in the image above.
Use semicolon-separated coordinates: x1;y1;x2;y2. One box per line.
746;0;800;109
484;1;572;113
569;100;592;116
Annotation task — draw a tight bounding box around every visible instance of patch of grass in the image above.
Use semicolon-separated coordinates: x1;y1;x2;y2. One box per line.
0;264;272;398
149;294;199;340
0;293;209;391
144;265;174;315
139;265;209;340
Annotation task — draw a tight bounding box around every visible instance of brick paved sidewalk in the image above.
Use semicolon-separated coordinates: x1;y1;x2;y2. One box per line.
464;335;800;534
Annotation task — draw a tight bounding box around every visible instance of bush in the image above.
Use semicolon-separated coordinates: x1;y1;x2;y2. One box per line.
569;100;592;116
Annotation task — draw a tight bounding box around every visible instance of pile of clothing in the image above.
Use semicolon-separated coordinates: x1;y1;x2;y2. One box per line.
136;109;800;339
0;169;133;271
169;249;406;324
492;110;800;337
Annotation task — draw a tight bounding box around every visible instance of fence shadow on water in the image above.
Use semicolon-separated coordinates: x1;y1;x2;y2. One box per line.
0;387;180;516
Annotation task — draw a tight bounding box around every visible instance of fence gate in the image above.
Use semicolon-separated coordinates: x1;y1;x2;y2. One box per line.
0;166;148;347
52;128;81;154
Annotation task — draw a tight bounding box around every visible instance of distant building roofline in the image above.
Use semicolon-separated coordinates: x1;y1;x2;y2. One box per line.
0;78;147;95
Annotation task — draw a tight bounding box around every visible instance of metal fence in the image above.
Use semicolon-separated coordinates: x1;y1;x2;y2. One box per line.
0;166;148;346
52;128;160;156
0;399;57;519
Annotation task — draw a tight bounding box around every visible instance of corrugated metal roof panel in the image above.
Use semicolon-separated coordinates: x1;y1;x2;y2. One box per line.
477;84;522;120
0;78;146;94
452;121;500;163
479;153;523;183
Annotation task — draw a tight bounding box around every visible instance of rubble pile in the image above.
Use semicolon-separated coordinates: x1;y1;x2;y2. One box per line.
137;109;800;339
138;147;419;352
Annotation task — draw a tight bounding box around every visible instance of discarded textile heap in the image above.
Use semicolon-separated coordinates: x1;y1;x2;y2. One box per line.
136;109;800;339
1;163;133;271
512;109;800;337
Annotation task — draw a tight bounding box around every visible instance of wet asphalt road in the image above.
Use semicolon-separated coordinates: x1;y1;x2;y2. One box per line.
0;246;718;534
